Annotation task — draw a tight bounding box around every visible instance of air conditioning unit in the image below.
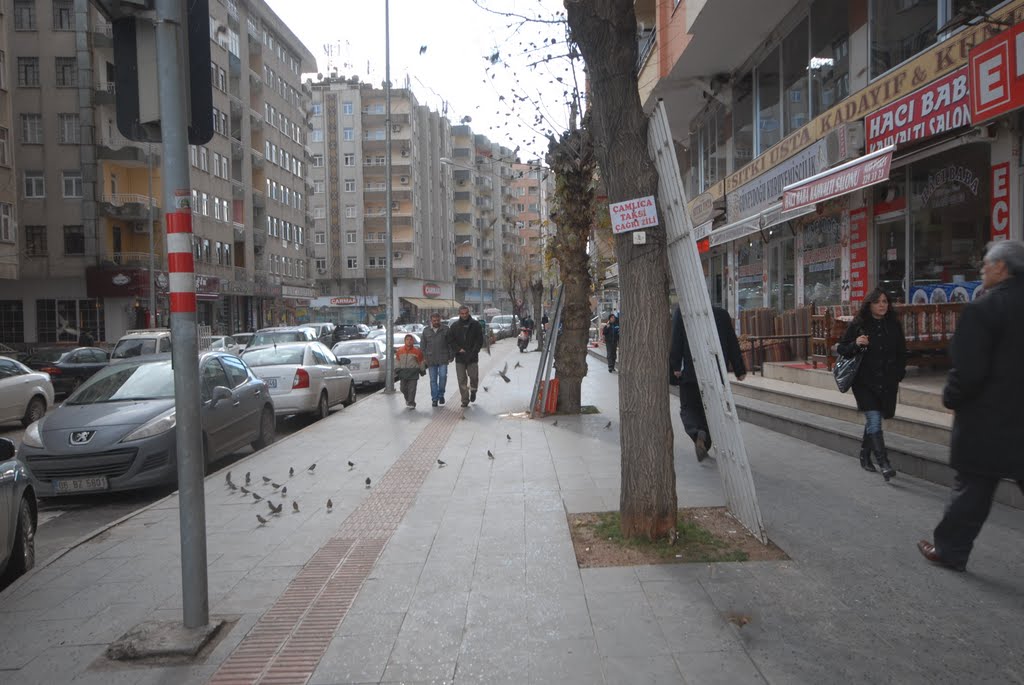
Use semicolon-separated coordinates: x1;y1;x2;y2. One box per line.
399;176;409;185
392;124;401;133
393;252;403;259
825;122;864;165
132;223;148;234
317;267;327;274
401;149;409;157
391;201;399;210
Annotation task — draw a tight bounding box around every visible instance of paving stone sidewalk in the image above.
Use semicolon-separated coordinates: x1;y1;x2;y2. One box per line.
1;340;1023;684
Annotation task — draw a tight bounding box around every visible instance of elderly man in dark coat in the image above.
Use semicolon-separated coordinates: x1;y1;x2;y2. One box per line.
918;240;1024;572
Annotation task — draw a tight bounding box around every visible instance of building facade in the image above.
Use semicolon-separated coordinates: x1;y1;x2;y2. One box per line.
640;0;1024;326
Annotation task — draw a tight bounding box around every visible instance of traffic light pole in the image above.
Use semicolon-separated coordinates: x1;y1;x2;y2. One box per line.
155;0;209;628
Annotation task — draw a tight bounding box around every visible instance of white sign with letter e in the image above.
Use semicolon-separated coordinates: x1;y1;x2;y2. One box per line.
610;195;659;234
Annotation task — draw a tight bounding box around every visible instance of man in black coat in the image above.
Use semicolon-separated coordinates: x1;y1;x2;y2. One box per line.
669;304;746;462
446;306;484;407
919;240;1024;572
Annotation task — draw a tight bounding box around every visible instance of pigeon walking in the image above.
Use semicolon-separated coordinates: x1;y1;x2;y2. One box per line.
240;486;250;495
292;501;299;513
262;476;271;484
308;464;317;473
326;498;333;512
605;421;612;429
365;477;371;488
280;486;287;497
245;472;251;485
225;471;232;484
514;361;522;369
487;450;494;460
272;482;281;490
269;501;283;515
506;434;511;441
256;514;268;526
437;459;446;468
227;482;238;491
289;466;294;478
252;492;263;502
347;461;355;470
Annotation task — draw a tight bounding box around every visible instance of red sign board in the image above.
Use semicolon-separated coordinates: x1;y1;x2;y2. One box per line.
969;23;1024;124
991;162;1011;241
422;283;442;298
865;66;971;153
783;148;894;212
848;208;869;302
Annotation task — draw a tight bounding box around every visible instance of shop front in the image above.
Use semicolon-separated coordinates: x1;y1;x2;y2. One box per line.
308;295;381;324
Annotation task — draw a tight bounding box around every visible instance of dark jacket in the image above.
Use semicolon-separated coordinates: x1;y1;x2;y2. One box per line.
669;305;745;385
942;278;1024;479
603;322;620;347
420;324;451;366
447;315;483;364
837;314;906;418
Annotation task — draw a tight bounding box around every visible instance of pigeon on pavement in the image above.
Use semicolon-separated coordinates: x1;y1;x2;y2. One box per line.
269;501;283;515
326;498;333;512
553;420;559;426
252;492;263;502
227;482;238;491
225;471;232;484
506;434;511;441
514;361;522;369
348;461;355;470
308;464;317;473
262;476;271;484
245;472;251;484
487;450;494;460
240;486;250;495
437;459;446;468
289;467;294;478
605;421;612;429
365;477;372;488
272;482;281;490
281;486;287;496
256;514;268;526
292;501;299;512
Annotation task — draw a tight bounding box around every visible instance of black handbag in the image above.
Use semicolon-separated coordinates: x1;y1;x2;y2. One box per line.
833;350;862;393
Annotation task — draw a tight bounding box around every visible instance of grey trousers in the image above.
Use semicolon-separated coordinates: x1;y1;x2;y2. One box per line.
455;362;479;403
400;377;418;405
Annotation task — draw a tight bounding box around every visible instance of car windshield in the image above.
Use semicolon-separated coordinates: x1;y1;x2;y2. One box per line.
337;342;377;355
67;361;175;404
242;346;305;367
251;331;305;346
111;338;158;359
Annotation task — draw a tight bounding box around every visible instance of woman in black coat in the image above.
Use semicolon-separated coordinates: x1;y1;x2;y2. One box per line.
836;287;906;480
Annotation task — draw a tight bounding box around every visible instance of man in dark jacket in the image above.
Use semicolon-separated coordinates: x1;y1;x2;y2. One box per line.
918;240;1024;572
447;306;484;407
420;313;451;407
669;304;746;462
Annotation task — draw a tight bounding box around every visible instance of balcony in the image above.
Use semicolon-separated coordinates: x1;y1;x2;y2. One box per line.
100;251;163;268
251;149;265;169
94;82;116;105
93;20;113;47
250;108;263;130
364;183;387;194
246;16;261;39
253;229;266;253
99;194;161;220
233;222;246;241
456;257;474;267
249;69;262;91
252;189;265;208
97;134;159;165
231;178;245;198
456;278;474;288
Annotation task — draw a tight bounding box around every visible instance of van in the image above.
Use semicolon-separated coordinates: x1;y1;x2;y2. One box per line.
110;329;173;361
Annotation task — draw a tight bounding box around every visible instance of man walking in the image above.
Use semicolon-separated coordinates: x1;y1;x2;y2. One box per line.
918;240;1024;572
669;304;746;462
420;312;452;407
447;306;484;407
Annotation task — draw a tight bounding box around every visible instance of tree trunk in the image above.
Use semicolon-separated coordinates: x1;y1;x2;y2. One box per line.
531;279;545;350
566;0;676;539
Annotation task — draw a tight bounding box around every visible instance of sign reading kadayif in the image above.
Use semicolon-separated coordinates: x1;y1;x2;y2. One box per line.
969;22;1024;124
610;195;659;234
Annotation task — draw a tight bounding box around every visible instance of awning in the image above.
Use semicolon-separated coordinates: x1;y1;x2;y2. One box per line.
708;203;814;247
401;297;462;310
782;145;895;212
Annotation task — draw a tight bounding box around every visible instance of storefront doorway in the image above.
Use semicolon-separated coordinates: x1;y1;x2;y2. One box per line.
767;237;795;311
875;215;906;302
704;252;726;308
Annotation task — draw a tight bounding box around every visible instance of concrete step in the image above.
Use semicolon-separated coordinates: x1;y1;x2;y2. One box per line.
731;375;952;444
733;392;1023;510
762;362;950;414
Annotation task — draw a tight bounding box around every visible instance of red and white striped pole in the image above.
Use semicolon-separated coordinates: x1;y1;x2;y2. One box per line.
166;191;196;315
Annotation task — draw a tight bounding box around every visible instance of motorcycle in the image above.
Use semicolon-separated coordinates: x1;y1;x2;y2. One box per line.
517;326;532;352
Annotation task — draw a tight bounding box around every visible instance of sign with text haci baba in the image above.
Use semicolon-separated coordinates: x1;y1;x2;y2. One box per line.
610;196;659;234
866;66;971;152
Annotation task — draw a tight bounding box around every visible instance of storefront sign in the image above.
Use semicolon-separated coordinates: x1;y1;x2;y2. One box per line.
991;162;1011;240
866;66;971;152
968;22;1024;124
689;191;717;225
848;208;869;302
281;285;316;301
422;283;442;298
783;147;894;212
610;196;658;234
310;295;380;308
919;164;981;208
727;140;828;222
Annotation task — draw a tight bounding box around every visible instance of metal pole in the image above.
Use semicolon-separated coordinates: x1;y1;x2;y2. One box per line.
383;0;395;393
154;0;208;628
147;143;156;327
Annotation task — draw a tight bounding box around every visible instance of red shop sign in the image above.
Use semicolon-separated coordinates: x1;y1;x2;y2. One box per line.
422;283;442;298
783;146;894;213
968;23;1024;125
865;66;971;153
848;208;869;303
991;162;1011;241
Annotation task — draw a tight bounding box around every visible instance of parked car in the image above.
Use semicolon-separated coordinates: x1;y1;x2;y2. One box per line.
0;437;36;585
110;329;172;361
241;342;355;420
248;327;318;348
24;346;109;396
0;357;54;428
19;352;275;497
366;328;388;341
332;339;386;387
404;323;425;335
302;322;336;345
333;323;368;343
232;332;255;351
489;315;516;339
391;333;421;349
209;336;241;356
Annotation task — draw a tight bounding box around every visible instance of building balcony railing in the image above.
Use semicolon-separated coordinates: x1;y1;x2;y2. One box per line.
94;82;116;104
103;193;161;208
636;29;656;74
101;252;163;268
233;222;246;240
235;266;248;282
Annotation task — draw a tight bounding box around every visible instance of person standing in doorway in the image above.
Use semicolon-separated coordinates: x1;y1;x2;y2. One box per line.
395;334;425;409
447;306;483;407
602;314;620;372
918;240;1024;572
669;304;746;462
420;312;452;407
836;287;906;481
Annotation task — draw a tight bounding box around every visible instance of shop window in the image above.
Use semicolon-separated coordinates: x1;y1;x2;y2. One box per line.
756;47;781;154
0;300;24;344
810;0;850;117
736;240;765;317
874;170;908;302
732;74;754;171
36;299;103;343
870;0;937;79
802;215;843;306
782;19;809;135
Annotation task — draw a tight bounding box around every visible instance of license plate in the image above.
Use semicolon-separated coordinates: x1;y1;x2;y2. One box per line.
266;378;277;388
54;476;108;493
348;363;360;370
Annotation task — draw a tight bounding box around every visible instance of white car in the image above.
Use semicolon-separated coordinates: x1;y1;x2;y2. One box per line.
0;356;55;427
232;332;255;351
241;342;355;420
209;336;241;356
110;329;172;361
332;339;386;387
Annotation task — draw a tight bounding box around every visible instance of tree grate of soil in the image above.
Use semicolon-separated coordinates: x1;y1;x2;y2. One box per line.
568;507;788;568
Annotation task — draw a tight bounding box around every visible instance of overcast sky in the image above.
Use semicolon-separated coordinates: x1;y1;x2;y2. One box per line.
265;0;580;162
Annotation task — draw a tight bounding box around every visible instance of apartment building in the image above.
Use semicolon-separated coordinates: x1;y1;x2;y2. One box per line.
511;160;549;299
0;7;18;341
0;0;315;345
307;76;457;324
638;0;1023;327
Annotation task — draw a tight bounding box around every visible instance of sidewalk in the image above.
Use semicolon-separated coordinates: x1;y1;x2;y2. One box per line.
1;340;1023;684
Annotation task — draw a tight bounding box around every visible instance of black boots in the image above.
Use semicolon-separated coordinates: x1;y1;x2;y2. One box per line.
867;432;896;481
859;432;877;472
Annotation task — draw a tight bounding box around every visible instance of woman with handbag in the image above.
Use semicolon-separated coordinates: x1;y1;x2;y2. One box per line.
836;287;907;480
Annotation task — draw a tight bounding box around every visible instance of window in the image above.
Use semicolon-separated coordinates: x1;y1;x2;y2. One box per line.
313;207;326;219
200;192;209;215
315;231;326;244
25;225;46;255
311;129;323;142
810;0;850;117
0;204;11;242
62;171;82;198
343;127;353;141
217;66;226;92
312;154;324;167
870;0;937;79
17;57;39;87
21;114;41;143
14;1;36;30
782;19;809;135
199;146;208;171
58;113;79;144
313;180;325;194
55;57;77;87
24;172;44;198
346;231;356;244
343;153;354;166
756;47;781;154
315;258;326;271
0;51;6;90
345;205;356;218
0;129;8;166
346;256;358;269
311;103;322;115
53;0;74;30
342;101;353;115
63;225;85;255
344;179;355;192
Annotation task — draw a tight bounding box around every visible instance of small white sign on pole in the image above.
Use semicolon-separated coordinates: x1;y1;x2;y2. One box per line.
610;195;659;234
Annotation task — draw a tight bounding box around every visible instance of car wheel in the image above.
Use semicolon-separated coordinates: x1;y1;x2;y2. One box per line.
342;382;356;407
2;496;35;581
21;396;46;427
252;406;275;450
315;391;329;420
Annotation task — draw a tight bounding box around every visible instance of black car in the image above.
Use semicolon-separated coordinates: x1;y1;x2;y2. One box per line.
25;346;109;396
333;324;367;343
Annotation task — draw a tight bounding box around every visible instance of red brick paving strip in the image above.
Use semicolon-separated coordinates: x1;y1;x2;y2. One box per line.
208;407;463;685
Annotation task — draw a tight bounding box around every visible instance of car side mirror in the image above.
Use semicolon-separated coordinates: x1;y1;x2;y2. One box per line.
211;385;232;406
336;357;351;366
0;437;14;461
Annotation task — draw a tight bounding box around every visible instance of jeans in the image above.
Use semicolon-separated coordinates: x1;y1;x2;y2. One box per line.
864;410;883;435
428;364;448;402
